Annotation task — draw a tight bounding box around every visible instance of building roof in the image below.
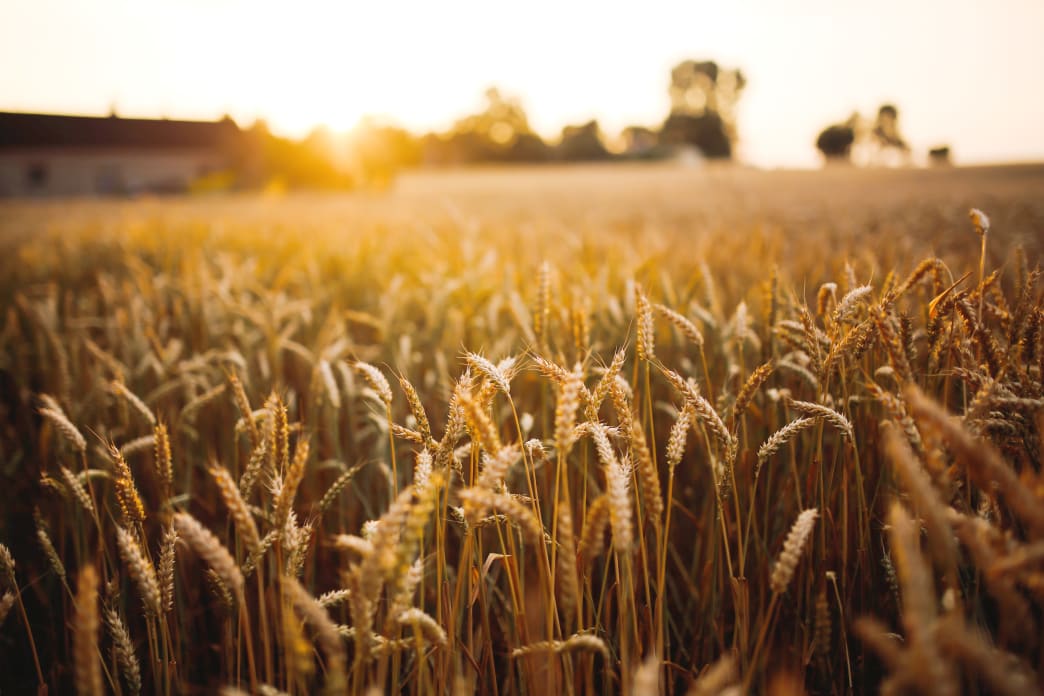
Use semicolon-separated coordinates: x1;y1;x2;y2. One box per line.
0;111;240;151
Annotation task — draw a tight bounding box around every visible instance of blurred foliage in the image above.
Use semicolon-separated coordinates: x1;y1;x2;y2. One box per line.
817;106;917;166
220;60;943;188
223;58;749;189
816;124;857;161
235;120;355;190
661;60;746;159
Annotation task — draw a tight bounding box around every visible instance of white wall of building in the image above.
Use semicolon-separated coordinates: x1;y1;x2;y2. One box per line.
0;148;226;196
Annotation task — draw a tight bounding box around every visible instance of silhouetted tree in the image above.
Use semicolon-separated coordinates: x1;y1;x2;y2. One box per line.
870;103;911;165
235;120;352;190
348;118;421;188
426;87;547;164
660;112;731;158
508;132;550;162
928;145;951;167
659;60;745;159
555;121;609;161
814;106;917;167
620;125;658;156
816;124;856;161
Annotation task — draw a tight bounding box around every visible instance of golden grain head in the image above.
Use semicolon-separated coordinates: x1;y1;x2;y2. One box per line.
2;171;1042;695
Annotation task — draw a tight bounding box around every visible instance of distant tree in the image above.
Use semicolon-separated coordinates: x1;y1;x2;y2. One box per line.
555;121;609;161
508;132;550;162
431;87;545;164
660;112;731;158
348;118;421;188
620;125;658;156
815;106;917;167
870;103;911;166
235;120;352;190
658;60;745;159
928;145;952;167
816;124;856;161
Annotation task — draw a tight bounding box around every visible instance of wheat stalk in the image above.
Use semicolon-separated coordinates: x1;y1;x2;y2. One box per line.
228;371;259;447
153;421;173;492
654;303;704;347
285;578;348;693
274;438;310;535
115;526;161;617
458;488;544;544
476;443;521;492
590;423;633;553
556;501;580;621
770;508;818;594
635;284;655;362
111;446;146;525
105;607;142;696
180;383;227;424
73;564;102;696
554;368;583;456
732;360;774;422
318;589;353;608
786;398;853;439
354;361;393;406
209;463;261;555
0;591;15;626
511;633;610;658
158;524;177;612
905;385;1044;535
465;351;513;395
173;513;244;601
588;347;628;418
455;385;502;455
687;652;738;696
315;463;364;515
578;494;611;562
665;402;695;473
120;434;155;458
882;424;957;580
756;417;819;478
533;260;551;348
111;380;156;426
239;435;269;499
59;465;95;515
39;395;86;453
399;375;433;447
34;514;66;580
886;501;958;695
397;607;448;646
627;410;663;527
0;543;15;589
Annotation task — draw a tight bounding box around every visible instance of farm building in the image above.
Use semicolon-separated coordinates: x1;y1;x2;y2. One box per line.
0;111;241;196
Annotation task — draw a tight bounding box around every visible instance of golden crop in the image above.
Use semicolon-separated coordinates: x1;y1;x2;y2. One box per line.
1;164;1042;695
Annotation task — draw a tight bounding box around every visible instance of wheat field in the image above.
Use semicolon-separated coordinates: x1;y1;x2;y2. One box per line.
1;163;1043;695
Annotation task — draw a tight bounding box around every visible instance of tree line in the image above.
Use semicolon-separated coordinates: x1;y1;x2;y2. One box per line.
228;59;951;189
815;104;950;167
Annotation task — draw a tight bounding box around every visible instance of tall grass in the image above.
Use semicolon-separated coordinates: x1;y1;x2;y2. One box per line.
1;167;1043;694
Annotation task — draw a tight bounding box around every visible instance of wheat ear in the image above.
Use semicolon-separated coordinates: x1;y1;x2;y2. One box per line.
39;395;87;453
173;513;244;601
209;463;261;555
105;607;142;695
286;579;348;693
770;508;818;594
115;526;161;617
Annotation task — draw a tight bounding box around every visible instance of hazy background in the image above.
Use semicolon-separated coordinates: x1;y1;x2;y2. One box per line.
2;0;1043;168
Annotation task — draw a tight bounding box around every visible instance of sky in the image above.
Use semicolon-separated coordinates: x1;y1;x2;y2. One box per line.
2;0;1043;168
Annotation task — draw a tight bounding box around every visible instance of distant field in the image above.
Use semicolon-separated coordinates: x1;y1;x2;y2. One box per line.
1;163;1043;695
4;163;1042;286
